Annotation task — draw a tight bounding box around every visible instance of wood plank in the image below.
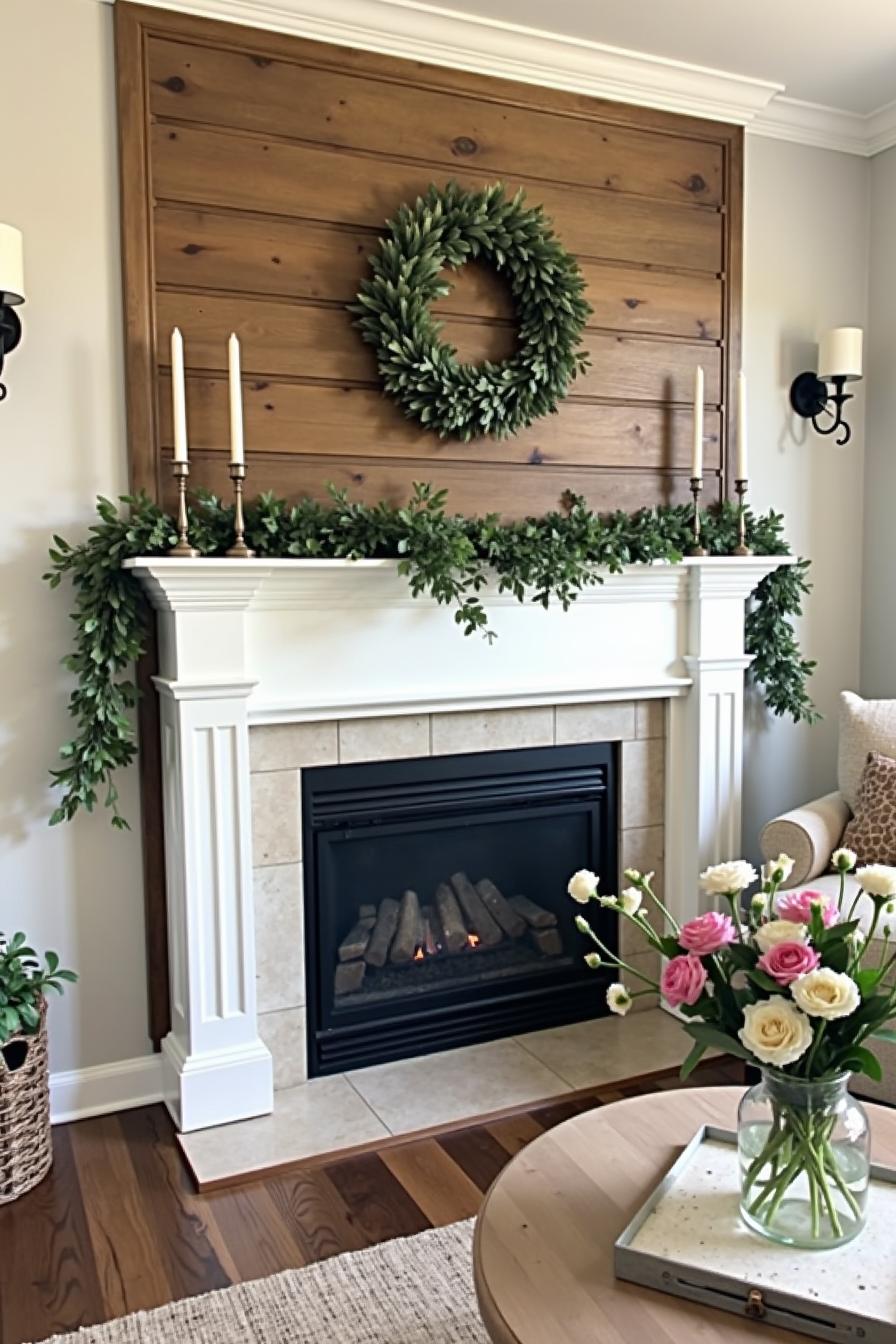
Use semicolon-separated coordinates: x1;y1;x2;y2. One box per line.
162;450;713;521
151;124;723;272
0;1127;105;1344
67;1113;173;1319
486;1112;547;1157
266;1168;369;1263
203;1185;307;1282
323;1153;432;1243
380;1138;484;1225
116;1106;233;1299
158;376;722;473
156;290;723;403
155;207;722;339
147;35;723;207
437;1127;511;1194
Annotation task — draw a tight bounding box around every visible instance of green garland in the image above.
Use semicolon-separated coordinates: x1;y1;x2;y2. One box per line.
350;182;591;439
44;486;817;829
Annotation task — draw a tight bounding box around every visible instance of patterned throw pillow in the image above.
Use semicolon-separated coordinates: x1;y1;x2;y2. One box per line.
841;751;896;864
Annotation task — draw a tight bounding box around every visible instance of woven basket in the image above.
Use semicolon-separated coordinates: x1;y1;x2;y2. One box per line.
0;997;52;1203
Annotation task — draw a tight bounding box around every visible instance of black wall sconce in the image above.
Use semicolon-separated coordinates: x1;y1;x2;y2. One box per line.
789;326;863;446
0;223;25;402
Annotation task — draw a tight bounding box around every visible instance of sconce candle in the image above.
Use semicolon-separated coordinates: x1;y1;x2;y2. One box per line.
790;325;864;446
818;327;863;381
170;327;188;463
736;369;748;480
691;365;704;479
228;332;245;466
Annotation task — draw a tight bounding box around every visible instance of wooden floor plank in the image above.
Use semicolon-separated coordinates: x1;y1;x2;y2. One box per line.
0;1127;104;1344
266;1167;370;1263
485;1112;546;1157
323;1152;432;1243
436;1127;510;1195
380;1138;483;1225
203;1184;308;1282
68;1113;174;1319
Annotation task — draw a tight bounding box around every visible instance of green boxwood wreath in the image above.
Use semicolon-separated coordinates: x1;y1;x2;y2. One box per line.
350;181;592;440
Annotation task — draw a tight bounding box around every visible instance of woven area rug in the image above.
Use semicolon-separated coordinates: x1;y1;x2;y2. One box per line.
34;1219;486;1344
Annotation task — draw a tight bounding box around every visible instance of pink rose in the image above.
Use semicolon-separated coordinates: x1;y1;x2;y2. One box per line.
757;941;821;986
679;911;737;956
661;953;708;1009
777;889;839;927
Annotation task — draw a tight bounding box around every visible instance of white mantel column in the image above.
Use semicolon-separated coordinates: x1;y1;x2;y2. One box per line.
664;559;790;925
126;563;274;1132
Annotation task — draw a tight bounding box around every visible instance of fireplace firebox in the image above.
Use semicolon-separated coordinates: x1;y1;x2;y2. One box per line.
302;742;619;1075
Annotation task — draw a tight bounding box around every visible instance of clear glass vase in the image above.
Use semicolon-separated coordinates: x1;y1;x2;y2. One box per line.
737;1069;870;1249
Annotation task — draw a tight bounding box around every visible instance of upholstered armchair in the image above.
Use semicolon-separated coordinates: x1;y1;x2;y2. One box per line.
759;691;896;1103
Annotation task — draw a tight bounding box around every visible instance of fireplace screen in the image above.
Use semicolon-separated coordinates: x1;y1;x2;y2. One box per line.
302;742;618;1075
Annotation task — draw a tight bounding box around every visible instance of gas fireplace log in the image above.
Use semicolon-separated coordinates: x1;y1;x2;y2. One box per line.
434;883;468;954
450;872;503;947
390;889;423;964
476;879;527;939
338;916;376;963
359;903;376;921
530;927;563;957
335;960;366;995
365;897;401;968
508;894;558;930
421;905;439;958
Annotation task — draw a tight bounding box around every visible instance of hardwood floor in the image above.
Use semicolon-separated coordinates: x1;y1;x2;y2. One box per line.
0;1059;742;1344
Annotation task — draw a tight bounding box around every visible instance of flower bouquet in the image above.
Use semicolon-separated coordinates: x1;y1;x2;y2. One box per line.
569;851;896;1248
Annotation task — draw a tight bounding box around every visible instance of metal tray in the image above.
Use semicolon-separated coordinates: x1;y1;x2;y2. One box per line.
614;1124;896;1342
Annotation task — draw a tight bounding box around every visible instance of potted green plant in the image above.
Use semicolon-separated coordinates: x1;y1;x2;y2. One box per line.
0;932;76;1203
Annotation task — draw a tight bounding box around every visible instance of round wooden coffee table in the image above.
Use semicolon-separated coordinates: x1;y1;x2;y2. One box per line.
473;1085;896;1343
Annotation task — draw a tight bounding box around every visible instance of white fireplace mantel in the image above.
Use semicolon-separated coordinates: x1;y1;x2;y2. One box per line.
124;554;790;1131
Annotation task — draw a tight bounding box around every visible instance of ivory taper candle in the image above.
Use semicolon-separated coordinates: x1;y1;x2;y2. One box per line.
170;327;188;463
691;365;704;478
228;332;245;466
736;369;748;480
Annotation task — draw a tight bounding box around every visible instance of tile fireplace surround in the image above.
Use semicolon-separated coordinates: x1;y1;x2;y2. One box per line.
124;554;788;1158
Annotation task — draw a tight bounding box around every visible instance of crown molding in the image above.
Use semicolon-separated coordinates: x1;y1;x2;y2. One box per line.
97;0;896;157
750;95;896;158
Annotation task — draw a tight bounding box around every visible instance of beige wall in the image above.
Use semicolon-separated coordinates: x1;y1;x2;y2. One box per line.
861;146;896;700
0;0;151;1076
741;135;869;858
0;0;874;1084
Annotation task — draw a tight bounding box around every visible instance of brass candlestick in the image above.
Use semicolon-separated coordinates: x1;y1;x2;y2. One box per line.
168;460;199;557
226;462;255;558
733;478;752;556
688;476;707;557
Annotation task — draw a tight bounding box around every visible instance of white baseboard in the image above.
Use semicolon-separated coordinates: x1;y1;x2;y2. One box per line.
50;1054;165;1124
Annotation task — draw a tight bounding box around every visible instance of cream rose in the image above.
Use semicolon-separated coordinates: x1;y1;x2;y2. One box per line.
606;983;632;1016
700;860;758;895
568;869;599;904
790;968;860;1020
619;887;642;916
754;918;809;954
762;853;795;885
856;864;896;900
738;997;813;1066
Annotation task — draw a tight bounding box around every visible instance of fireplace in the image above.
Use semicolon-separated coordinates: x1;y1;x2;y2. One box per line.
302;743;618;1075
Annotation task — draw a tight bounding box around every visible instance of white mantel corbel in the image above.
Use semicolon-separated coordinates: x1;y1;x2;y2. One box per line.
125;554;790;1131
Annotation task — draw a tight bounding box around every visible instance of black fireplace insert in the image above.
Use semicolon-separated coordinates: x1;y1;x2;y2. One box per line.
302;741;618;1075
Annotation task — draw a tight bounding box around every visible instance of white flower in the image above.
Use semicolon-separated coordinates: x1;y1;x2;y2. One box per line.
574;914;591;935
750;892;767;915
791;968;861;1020
739;998;813;1067
754;918;809;954
762;853;795;885
832;847;857;873
607;983;632;1016
623;868;654;888
700;860;758;895
599;895;619;908
568;869;599;904
584;952;602;969
619;887;642;916
856;865;896;900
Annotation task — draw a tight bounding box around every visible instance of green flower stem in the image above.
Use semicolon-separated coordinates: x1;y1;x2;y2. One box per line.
744;1102;858;1242
577;924;659;988
803;1020;827;1077
639;877;680;935
723;891;746;943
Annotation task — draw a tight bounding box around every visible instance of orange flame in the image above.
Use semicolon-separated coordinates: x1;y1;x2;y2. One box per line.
413;947;425;961
468;933;480;948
